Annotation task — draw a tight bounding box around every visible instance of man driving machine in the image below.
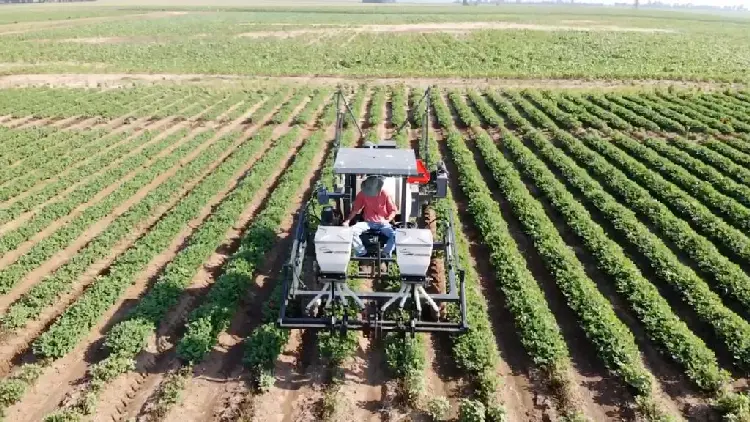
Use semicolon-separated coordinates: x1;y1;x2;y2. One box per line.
342;175;399;258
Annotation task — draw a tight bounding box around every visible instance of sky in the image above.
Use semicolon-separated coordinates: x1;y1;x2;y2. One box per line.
421;0;750;7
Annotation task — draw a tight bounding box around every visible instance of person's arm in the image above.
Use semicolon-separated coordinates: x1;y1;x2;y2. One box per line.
343;192;364;226
384;192;398;223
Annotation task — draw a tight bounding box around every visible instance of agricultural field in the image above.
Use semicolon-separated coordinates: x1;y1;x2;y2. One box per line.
1;80;750;422
2;2;750;422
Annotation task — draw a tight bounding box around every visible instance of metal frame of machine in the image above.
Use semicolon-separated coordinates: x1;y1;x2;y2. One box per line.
276;87;468;338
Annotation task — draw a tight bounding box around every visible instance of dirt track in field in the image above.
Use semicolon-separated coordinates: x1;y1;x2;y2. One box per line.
236;21;675;39
0;73;743;91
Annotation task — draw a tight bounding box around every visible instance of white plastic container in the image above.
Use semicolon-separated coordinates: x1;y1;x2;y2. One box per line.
395;228;433;277
314;226;353;274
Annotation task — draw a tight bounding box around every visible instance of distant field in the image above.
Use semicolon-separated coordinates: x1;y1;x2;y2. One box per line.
0;3;748;82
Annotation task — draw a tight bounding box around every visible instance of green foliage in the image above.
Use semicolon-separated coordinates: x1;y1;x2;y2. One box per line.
431;89;574;417
177;128;326;363
0;364;44;416
500;129;729;392
426;396;450;421
2;7;750;82
459;399;486;422
473;127;655;397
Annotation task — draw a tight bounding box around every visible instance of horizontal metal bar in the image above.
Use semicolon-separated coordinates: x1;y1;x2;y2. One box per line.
290;290;460;301
351;256;395;262
277;318;466;332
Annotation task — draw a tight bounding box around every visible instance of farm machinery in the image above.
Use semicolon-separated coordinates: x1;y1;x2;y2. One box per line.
276;87;468;339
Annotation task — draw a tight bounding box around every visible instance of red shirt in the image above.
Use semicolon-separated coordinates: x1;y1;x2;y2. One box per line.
352;190;397;223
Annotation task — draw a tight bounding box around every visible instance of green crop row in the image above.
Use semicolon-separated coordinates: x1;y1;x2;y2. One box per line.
315;88;366;374
621;93;715;134
603;94;686;133
28;129;272;360
505;93;750;315
0;129;191;258
522;90;583;131
586;94;660;131
423;129;503;409
0;127;59;161
500;128;728;392
672;138;750;187
389;84;407;129
150;93;207;120
565;93;632;130
0;131;184;294
0;126;169;224
456;96;659;415
721;135;750;156
431;88;583;419
199;92;246;122
483;90;533;132
368;85;386;128
447;90;480;128
499;89;750;365
0;129;232;331
269;88;309;124
0;128;89;173
0;87;180;120
68;127;311;419
238;130;334;381
465;89;504;128
648;92;734;135
292;89;331;126
127;91;191;120
704;138;750;168
0;130;111;196
0;128;71;168
242;90;351;386
608;132;750;235
710;93;750;117
526;129;750;420
245;87;292;125
409;86;427;128
343;85;367;130
0;125;278;415
672;91;750;128
0;129;131;204
641;136;750;211
542;91;609;131
582;133;750;305
176;127;321;363
223;93;268;122
546;130;750;368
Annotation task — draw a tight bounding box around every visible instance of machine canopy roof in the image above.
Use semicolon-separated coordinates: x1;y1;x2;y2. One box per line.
333;147;419;176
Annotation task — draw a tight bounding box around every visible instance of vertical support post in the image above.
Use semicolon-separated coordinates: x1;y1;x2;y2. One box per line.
400;177;407;227
423;87;431;167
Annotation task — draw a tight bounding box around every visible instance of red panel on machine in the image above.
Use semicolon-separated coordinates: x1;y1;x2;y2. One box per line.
407;159;430;184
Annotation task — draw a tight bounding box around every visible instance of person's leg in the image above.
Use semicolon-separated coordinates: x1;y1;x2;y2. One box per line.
350;221;370;257
377;223;396;257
